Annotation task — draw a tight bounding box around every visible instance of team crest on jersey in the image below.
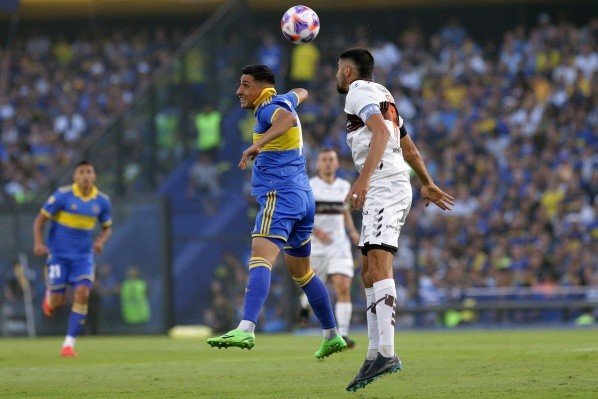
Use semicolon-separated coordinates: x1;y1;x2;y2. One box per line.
70;204;77;210
92;205;100;214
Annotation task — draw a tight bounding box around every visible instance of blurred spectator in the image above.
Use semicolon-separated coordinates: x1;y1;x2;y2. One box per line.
256;32;286;82
186;152;222;199
288;41;320;89
193;101;223;157
120;266;151;325
204;252;248;332
53;104;87;144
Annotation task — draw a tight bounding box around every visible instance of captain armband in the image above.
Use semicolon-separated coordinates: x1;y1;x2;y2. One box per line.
358;103;382;123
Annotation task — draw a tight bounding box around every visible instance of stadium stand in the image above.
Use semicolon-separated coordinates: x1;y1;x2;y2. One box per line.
0;0;596;333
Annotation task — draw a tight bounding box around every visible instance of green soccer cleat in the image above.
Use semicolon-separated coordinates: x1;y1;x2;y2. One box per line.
314;335;347;359
206;329;255;350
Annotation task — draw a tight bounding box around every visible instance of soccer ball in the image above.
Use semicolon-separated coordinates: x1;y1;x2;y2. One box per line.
280;5;320;44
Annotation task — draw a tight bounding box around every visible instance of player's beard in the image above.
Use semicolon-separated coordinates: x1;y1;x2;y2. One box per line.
337;84;348;94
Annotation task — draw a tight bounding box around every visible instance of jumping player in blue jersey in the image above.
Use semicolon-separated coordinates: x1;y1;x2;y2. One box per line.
33;160;112;357
207;64;346;358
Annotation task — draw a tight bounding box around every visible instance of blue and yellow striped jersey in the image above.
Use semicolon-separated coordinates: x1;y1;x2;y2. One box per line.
250;88;311;195
41;183;112;257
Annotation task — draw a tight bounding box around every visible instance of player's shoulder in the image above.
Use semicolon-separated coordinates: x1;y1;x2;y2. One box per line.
346;80;378;104
335;176;351;186
348;79;377;92
51;185;73;199
97;190;111;202
309;175;323;186
57;185;73;194
333;177;351;191
270;93;295;110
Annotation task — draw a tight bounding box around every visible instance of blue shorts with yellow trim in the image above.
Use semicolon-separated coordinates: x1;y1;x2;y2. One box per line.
252;188;315;250
45;253;94;291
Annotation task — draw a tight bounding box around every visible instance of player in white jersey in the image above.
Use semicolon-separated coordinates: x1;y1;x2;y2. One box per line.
336;48;455;392
298;148;360;347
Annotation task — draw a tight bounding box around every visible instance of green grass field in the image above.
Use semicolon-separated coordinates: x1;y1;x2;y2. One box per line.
1;329;596;398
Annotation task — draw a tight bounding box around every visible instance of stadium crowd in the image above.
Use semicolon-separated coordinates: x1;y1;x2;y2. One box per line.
0;26;187;203
1;12;597;329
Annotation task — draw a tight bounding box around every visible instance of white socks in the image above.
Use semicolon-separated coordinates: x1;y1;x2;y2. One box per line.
238;320;256;333
365;287;379;360
63;335;76;348
373;279;396;358
323;328;338;340
335;302;352;337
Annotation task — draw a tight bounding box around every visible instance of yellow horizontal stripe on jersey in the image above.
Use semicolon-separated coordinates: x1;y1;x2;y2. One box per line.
254;126;301;151
53;211;96;230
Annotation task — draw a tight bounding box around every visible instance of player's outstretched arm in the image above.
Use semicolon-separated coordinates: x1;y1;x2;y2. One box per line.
420;184;455;210
290;88;308;105
400;134;455;210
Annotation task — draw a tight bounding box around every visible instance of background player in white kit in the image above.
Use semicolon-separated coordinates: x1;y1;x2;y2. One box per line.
298;148;360;348
336;48;455;392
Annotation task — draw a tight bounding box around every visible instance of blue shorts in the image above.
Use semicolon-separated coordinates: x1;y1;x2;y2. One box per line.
252;188;315;250
45;253;94;291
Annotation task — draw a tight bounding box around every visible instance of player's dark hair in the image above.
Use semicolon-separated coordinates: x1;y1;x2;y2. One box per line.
339;48;375;79
319;147;336;154
241;64;276;85
75;160;93;168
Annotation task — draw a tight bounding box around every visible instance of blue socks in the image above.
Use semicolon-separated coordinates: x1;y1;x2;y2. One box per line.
242;257;272;324
66;303;88;337
294;268;336;329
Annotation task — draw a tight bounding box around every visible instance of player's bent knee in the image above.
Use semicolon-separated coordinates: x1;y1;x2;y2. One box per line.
72;280;93;301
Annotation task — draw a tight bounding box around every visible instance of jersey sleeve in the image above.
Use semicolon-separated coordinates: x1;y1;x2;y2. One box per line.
345;82;380;117
98;197;113;227
257;103;281;125
41;190;65;217
258;92;298;125
282;91;300;109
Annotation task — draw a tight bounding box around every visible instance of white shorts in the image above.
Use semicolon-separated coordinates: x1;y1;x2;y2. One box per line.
359;171;412;252
310;253;354;280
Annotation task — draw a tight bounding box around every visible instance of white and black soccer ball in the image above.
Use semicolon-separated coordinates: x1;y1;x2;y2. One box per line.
280;5;320;44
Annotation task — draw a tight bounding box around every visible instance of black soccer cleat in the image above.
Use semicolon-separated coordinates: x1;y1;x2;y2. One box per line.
297;307;310;327
342;336;356;349
347;352;402;392
346;358;373;392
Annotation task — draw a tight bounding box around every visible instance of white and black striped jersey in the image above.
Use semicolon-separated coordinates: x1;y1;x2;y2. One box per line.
310;176;352;256
344;79;411;181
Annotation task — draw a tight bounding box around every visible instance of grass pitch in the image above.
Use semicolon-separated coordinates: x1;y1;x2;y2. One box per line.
0;329;596;398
